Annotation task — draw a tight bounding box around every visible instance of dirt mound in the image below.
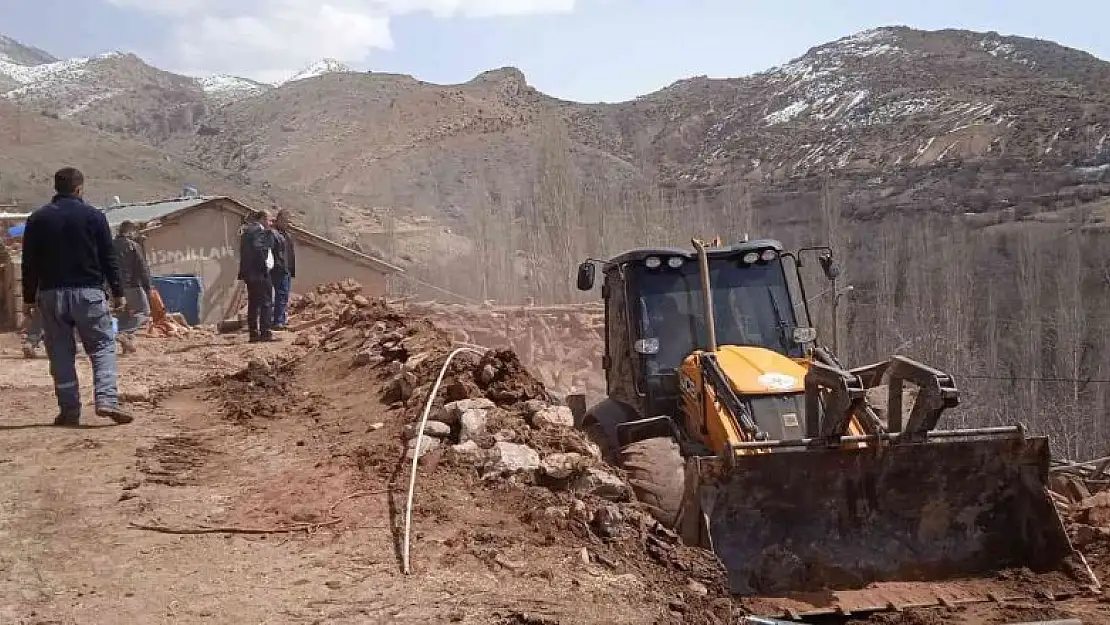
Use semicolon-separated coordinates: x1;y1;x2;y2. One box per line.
205;356;324;424
200;281;737;622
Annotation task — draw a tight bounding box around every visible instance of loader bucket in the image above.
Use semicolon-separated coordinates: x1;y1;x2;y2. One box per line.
684;434;1082;600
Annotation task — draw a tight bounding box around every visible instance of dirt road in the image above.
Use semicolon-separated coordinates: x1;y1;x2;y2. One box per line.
0;331;670;624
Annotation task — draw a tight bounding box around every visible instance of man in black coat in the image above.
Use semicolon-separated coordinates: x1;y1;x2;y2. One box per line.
238;210;278;342
21;167;134;426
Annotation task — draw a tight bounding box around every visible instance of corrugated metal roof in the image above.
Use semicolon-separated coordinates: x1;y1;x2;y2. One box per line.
101;197;216;227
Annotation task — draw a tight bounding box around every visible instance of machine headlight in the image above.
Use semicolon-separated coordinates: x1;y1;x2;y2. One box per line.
644;256;662;269
742;251;760;264
634;338;660;354
760;249;778;261
667;256;685;268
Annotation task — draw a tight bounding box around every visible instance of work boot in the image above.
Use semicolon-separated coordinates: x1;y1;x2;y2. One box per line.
258;333;280;343
53;413;80;427
22;344;37;359
95;405;134;425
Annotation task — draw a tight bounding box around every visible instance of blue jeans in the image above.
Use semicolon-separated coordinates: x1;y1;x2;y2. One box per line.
117;286;150;334
37;287;119;417
271;270;292;327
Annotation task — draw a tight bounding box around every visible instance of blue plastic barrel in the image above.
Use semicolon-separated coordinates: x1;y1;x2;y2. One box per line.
151;274;204;325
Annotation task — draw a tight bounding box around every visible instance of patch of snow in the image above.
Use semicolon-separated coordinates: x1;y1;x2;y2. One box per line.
281;58;352;84
0;56;90;87
764;99;809;125
60;89;121;117
917;137;936;156
198;74;269;104
936;141;959;161
979;38;1035;67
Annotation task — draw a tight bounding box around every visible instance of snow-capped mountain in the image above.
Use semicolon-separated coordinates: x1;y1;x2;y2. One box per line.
281;58;353;85
197;74;272;106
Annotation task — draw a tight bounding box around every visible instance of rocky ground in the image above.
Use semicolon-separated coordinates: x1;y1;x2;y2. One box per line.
2;282;1110;624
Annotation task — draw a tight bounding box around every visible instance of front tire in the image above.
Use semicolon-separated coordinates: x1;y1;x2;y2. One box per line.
620;437;685;527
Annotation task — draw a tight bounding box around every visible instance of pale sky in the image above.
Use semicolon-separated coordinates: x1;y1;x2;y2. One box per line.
1;0;1109;102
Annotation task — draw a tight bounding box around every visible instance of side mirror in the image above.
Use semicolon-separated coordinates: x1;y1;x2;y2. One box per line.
818;254;841;281
576;261;596;291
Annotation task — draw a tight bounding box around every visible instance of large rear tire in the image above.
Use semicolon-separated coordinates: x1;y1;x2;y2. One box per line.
620;437;685;528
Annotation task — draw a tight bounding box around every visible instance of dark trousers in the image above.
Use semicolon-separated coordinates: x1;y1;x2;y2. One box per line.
244;278;273;338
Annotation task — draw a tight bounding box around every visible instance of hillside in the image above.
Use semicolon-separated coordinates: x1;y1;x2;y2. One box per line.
0;98;308;215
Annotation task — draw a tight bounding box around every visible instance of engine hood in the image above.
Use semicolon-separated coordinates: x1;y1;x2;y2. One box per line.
713;345;807;395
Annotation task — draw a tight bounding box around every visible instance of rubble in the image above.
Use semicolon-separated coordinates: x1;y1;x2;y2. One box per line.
530;404;574;429
574;468;630;501
402;420;452;439
540;452;588;479
405;435;441;461
483;441;541;477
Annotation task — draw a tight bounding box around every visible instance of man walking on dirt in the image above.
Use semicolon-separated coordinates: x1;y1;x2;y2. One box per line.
21;167;134;426
238;209;279;343
113;220;152;354
270;208;296;331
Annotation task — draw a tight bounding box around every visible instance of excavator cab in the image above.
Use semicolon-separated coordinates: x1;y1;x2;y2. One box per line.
573;239;1095;619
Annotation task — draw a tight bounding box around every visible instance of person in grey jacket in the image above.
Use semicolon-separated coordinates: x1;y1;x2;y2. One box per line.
238;210;278;342
113;220;152;353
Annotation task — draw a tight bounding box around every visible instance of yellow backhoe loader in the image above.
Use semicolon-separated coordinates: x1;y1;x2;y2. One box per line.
569;238;1097;619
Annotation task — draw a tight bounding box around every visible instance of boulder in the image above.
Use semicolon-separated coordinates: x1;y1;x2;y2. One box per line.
448;440;488;464
383;371;417;403
443;398;496;424
484;442;540;477
573;468;630;501
458;408;488;444
404;435;441;461
540;452;587;479
531;405;574;429
1078;491;1110;527
402;420;452;439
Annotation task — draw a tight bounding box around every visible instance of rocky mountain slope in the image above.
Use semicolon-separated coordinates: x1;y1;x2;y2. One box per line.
2;27;1110;247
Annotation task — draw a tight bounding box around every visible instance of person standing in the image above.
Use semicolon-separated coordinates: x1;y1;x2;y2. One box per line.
238;209;278;343
113;220;152;354
21;167;134;426
270;208;296;330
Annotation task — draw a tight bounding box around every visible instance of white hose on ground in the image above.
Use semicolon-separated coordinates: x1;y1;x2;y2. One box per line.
402;345;487;575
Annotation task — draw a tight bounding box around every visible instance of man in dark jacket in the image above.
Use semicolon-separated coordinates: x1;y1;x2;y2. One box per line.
113;220;152;354
21;167;134;426
270;208;296;330
238;209;278;342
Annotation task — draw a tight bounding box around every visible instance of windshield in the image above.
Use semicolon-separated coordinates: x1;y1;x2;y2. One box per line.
635;257;802;372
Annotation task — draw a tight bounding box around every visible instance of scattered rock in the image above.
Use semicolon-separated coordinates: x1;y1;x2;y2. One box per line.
579;547;592;566
352;349;381;367
443;398;496;424
367;422;385;431
479;363;497;384
383;371;417;403
458;408;488;444
405;435;442;461
569;498;592;523
484;442;540;477
1078;491;1110;527
522;399;548;415
686;579;709;596
540;452;587;480
1073;523;1110;547
351;294;371;307
402;420;452;439
573;469;630;501
594;504;623;538
531;405;574;429
404;351;431;372
494;553;524;571
448;440;488;464
542;505;568;519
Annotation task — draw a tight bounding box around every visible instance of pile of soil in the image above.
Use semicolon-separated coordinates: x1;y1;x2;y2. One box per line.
205;356;323;425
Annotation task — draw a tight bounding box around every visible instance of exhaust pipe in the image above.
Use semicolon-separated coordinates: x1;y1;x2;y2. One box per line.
691;238;717;353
